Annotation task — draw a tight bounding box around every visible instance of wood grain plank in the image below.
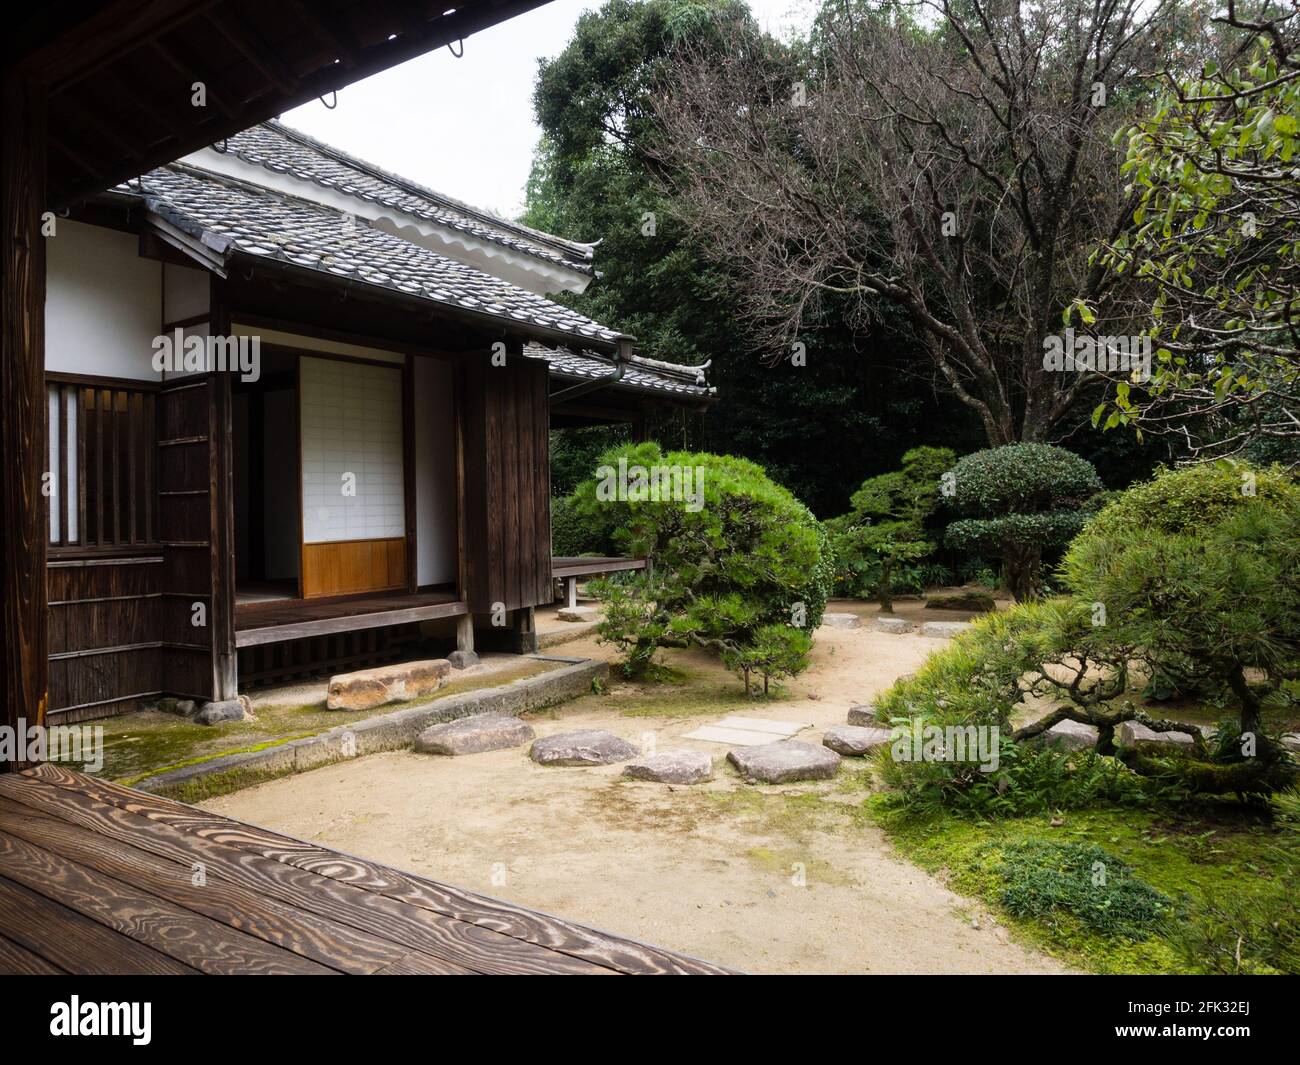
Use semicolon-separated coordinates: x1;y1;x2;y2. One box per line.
19;765;731;974
0;930;64;974
0;827;334;975
0;874;195;975
0;795;425;975
5;769;600;975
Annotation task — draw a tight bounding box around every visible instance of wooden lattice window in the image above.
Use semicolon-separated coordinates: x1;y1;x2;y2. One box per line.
46;377;156;550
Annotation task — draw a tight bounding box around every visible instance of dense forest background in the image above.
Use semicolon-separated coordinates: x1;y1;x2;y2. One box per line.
524;0;1191;517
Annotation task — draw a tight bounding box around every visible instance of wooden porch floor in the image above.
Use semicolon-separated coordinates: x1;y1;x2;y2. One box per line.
0;764;727;975
235;588;465;648
551;556;647;579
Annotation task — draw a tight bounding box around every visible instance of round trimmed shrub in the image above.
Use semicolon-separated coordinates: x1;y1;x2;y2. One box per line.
944;444;1103;600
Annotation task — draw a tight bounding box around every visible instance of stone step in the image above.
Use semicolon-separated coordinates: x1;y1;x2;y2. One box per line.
414;713;534;756
530;729;639;767
326;658;451;711
727;740;840;783
623;749;714;784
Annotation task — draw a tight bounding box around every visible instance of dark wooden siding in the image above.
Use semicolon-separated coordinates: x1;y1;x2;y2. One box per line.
459;359;551;613
47;555;163;721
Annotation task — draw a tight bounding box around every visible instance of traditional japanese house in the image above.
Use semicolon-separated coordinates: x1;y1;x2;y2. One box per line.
43;120;714;721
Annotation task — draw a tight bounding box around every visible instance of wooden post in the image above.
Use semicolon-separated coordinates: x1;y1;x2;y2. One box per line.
456;613;474;654
566;576;577;610
1;71;49;764
209;276;238;700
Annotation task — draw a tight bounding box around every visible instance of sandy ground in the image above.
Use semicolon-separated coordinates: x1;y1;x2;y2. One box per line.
204;599;1070;974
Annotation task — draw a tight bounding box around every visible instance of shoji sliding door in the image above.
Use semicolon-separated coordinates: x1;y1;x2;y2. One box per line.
298;356;406;597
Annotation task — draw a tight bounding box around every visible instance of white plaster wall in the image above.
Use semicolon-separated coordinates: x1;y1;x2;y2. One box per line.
163;262;210;323
300;356;404;543
414;357;457;586
45;220;162;381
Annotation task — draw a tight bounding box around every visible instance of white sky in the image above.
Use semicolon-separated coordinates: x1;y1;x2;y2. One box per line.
282;0;816;220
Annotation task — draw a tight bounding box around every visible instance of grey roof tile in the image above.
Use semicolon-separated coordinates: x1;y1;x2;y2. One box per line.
524;342;714;400
218;122;596;275
128;164;627;345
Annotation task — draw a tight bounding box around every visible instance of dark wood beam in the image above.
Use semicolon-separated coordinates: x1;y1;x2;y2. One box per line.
0;71;50;761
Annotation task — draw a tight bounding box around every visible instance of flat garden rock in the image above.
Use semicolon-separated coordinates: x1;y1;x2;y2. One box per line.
623;749;713;784
557;605;598;622
919;621;972;639
823;724;892;756
1117;720;1203;747
1032;719;1099;751
1282;734;1300;754
414;713;534;756
195;699;247;726
872;616;916;634
925;591;996;613
820;612;861;629
727;740;840;783
847;704;879;726
530;729;639;767
327;659;450;711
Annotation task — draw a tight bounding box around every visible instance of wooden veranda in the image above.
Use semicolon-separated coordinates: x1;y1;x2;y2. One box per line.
0;764;729;975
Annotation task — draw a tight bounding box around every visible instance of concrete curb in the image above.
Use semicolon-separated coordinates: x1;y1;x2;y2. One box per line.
537;620;600;649
133;657;608;795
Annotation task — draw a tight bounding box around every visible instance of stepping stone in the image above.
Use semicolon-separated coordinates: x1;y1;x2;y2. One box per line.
327;659;450;710
195;698;248;726
557;605;598;622
530;729;639;766
872;616;915;634
1117;720;1203;747
447;650;479;669
682;716;810;746
847;704;878;726
820;612;861;629
1031;719;1098;751
414;713;534;756
919;621;972;639
823;724;892;756
623;749;713;784
727;741;840;783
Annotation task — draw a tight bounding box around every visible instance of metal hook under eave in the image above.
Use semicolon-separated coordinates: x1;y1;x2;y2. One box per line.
447;38;464;58
320;91;338;110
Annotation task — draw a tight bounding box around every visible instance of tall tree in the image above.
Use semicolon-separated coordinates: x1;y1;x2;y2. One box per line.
527;0;984;515
650;0;1205;446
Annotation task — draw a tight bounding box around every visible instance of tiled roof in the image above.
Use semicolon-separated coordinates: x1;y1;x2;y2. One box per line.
217;122;596;275
126;164;628;345
524;342;714;400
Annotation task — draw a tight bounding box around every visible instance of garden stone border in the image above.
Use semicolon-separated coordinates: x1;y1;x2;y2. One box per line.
131;657;608;795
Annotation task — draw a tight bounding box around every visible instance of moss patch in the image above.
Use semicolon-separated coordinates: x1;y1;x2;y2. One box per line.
866;799;1298;974
73;658;557;784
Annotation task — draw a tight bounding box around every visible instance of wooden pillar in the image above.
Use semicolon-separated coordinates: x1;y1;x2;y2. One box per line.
209;277;238;700
565;576;578;610
456;613;474;653
0;71;49;764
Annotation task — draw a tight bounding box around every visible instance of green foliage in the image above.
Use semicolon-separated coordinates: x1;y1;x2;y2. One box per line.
943;444;1104;599
721;623;813;696
1168;888;1300;975
551;493;616;557
1093;37;1300;455
1063;462;1300;735
994;840;1173;940
827;446;953;607
573;442;830;689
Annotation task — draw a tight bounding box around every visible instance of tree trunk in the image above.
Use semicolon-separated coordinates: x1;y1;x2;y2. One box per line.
876;560;894;613
1000;542;1042;602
